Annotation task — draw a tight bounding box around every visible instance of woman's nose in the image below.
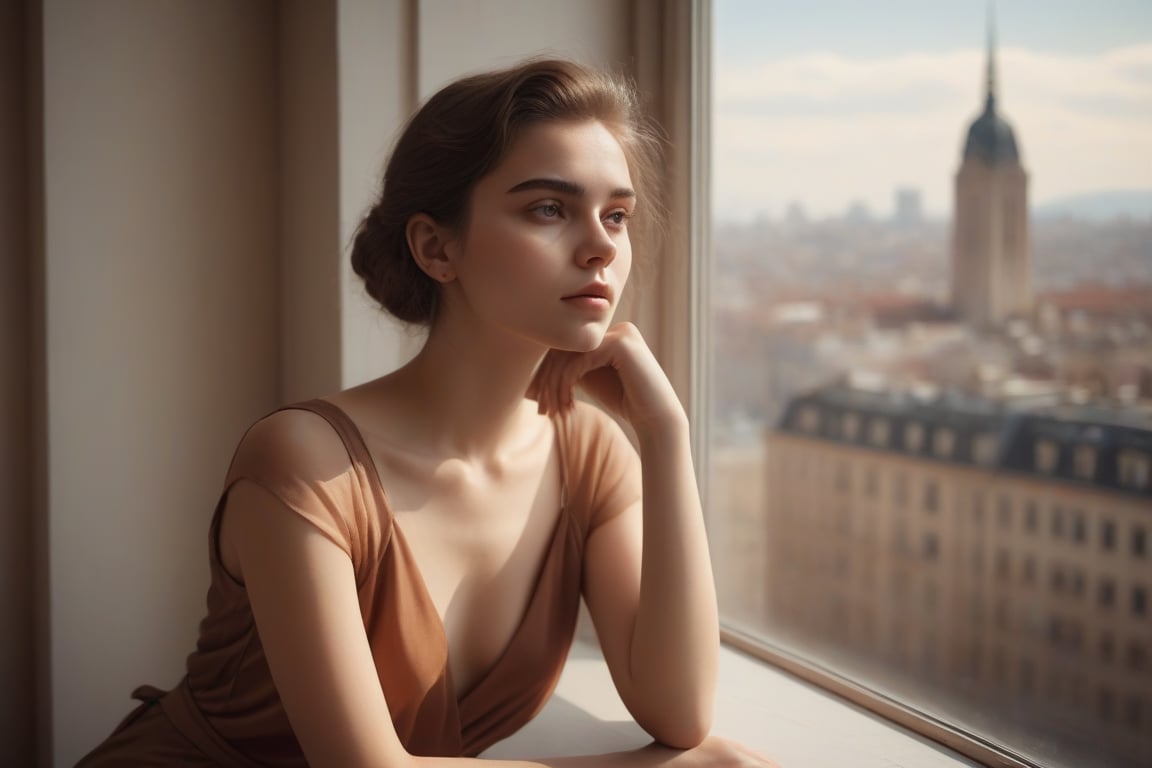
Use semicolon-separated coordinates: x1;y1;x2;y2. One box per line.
576;220;617;269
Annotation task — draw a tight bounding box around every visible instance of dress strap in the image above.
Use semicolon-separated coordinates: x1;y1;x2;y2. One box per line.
283;398;381;476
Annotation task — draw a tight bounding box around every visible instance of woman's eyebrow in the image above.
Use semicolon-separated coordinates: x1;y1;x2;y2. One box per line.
506;177;636;200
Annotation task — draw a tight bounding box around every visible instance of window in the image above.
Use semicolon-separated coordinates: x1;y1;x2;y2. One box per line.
972;490;985;524
868;418;890;447
923;480;939;513
704;5;1149;768
972;432;998;465
1072;511;1086;544
1129;641;1148;673
842;412;861;441
1073;444;1097;480
1051;505;1068;539
932;427;955;458
1099;632;1115;663
893;472;907;507
997;495;1013;530
904;422;925;453
1021;555;1036;587
1025;500;1039;533
1101;519;1116;551
1034;439;1060;474
1134;586;1148;618
1135;526;1148;558
797;405;821;434
1118;450;1150;490
1099;578;1116;609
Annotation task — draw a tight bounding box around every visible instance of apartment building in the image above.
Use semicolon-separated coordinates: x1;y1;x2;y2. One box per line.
759;384;1151;766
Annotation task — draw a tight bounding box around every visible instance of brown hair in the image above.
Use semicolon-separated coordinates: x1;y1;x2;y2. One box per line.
350;58;665;325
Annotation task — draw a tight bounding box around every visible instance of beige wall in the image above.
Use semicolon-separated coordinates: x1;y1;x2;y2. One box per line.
5;1;680;765
40;1;281;762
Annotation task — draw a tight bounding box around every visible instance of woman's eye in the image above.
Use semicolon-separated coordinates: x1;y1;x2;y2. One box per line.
532;203;562;219
605;210;631;227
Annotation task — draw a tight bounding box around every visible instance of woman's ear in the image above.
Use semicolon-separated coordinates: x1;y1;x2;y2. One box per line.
406;213;457;283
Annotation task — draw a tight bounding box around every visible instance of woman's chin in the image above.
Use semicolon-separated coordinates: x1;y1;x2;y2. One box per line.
555;326;608;353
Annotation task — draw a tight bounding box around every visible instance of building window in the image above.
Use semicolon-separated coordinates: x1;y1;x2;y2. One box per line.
933;427;955;458
995;549;1010;582
1034;439;1060;474
842;412;861;441
904;422;925;453
923;533;939;560
1125;697;1144;732
1024;501;1038;533
1100;632;1115;663
1073;444;1097;480
1021;556;1036;587
868;418;890;447
797;405;821;434
1134;586;1148;617
1072;511;1086;544
972;432;998;465
972;490;985;524
997;495;1012;530
923;480;939;513
1101;519;1116;551
1099;578;1116;609
1129;641;1148;673
893;473;907;506
1070;569;1086;599
1118;449;1151;489
1051;505;1066;539
1050;565;1066;594
1135;526;1148;558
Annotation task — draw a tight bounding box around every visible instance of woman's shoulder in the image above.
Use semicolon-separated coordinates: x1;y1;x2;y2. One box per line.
229;401;357;483
558;400;634;450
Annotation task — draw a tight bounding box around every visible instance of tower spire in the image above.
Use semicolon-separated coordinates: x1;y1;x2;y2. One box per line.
986;0;998;110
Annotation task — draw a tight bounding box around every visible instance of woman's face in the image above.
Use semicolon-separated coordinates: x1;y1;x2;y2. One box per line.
443;119;635;353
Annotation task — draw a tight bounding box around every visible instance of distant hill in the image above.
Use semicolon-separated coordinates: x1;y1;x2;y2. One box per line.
1034;189;1152;222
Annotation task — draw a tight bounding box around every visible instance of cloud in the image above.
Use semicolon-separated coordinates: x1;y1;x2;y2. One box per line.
713;45;1152;219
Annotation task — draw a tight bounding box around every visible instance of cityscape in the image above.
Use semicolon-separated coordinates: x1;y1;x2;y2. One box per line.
707;8;1151;768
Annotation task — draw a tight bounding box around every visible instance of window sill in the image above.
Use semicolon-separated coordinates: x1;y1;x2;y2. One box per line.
483;638;982;767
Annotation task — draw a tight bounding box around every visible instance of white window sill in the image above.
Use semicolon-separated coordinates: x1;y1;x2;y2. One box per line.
484;639;981;767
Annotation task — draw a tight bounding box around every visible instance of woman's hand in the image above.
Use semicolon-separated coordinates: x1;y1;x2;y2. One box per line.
529;322;684;435
633;735;781;768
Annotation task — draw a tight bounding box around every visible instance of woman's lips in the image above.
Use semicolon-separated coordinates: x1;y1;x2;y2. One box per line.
562;294;611;310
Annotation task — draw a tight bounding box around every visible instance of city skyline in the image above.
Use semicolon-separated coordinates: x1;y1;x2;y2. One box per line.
713;1;1152;221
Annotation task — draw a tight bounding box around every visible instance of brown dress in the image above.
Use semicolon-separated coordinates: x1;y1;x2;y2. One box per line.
76;399;640;766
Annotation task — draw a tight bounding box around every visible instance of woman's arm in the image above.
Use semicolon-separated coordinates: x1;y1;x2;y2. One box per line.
227;479;766;768
531;323;720;748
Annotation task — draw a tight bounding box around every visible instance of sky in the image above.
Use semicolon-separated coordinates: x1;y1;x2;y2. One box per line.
712;0;1152;221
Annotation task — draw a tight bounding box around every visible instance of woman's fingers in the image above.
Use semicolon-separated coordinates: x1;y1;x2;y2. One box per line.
529;322;675;424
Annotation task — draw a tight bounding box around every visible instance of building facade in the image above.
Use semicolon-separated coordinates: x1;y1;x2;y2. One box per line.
761;385;1151;767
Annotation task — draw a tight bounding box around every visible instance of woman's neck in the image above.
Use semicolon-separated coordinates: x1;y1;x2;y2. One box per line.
383;318;548;463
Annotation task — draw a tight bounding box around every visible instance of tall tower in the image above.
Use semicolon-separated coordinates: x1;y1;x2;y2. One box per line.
951;13;1030;328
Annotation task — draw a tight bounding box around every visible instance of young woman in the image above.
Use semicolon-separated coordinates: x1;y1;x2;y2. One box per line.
78;58;776;768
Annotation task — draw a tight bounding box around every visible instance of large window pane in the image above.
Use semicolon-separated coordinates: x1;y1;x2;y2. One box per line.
706;3;1152;767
